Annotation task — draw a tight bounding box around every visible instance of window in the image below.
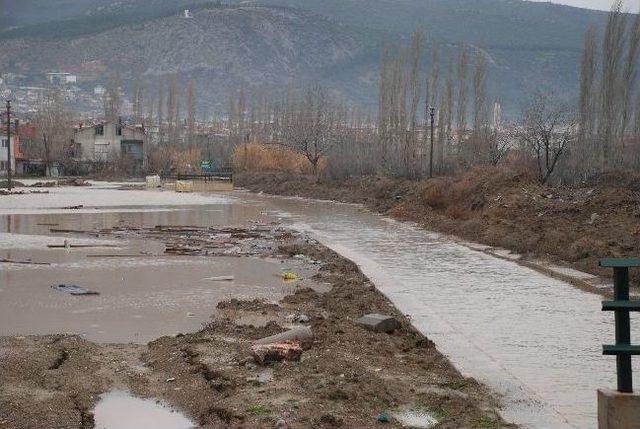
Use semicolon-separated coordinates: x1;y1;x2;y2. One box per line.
95;125;104;136
0;161;7;171
116;126;122;136
1;139;7;148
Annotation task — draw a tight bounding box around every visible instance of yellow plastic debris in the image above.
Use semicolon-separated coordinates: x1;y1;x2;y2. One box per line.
282;272;300;281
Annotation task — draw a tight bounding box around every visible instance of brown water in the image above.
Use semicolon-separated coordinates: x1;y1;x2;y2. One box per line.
1;184;636;428
0;184;318;343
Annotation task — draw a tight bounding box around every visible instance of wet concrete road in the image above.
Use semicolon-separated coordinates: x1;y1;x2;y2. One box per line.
246;194;640;429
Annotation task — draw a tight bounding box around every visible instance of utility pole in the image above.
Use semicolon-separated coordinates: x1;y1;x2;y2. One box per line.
429;106;435;179
5;99;11;191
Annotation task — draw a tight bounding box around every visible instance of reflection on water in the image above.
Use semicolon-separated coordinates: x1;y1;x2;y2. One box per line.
247;195;640;429
93;391;194;429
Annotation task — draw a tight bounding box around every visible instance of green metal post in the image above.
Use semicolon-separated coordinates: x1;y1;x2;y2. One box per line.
613;266;633;393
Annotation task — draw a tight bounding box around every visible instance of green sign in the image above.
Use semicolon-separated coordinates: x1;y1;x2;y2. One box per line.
200;160;213;169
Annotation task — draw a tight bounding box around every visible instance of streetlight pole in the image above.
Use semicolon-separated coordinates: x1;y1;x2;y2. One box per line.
429;106;435;179
5;99;11;191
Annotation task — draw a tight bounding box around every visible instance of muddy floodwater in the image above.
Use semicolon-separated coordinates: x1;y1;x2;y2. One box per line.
1;183;638;428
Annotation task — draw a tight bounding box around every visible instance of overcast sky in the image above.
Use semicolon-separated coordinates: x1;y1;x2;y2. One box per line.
527;0;639;12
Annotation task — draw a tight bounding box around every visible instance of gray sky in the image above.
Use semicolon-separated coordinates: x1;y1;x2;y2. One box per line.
527;0;638;11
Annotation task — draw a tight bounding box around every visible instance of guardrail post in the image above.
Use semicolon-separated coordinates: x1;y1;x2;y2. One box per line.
598;258;640;429
613;265;633;393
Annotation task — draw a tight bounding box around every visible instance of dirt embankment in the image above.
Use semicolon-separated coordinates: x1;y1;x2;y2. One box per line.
237;168;640;285
0;232;510;428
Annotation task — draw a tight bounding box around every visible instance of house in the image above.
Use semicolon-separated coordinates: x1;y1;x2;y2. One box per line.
0;114;27;176
0;134;16;176
72;121;146;172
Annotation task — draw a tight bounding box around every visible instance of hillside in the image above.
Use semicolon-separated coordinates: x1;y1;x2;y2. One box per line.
0;5;374;113
0;0;614;117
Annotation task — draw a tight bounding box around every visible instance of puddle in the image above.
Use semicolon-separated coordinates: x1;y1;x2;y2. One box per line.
93;391;194;429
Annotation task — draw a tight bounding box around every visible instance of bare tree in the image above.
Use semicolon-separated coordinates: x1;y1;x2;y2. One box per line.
519;93;576;184
186;80;197;146
282;86;336;177
456;44;469;136
35;90;72;176
103;72;122;122
598;0;626;170
578;25;599;174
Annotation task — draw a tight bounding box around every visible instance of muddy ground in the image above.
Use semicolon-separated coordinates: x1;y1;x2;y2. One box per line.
0;225;510;428
237;168;640;286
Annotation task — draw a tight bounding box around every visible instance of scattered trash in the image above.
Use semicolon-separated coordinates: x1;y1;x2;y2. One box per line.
61;205;84;210
392;409;439;428
165;377;176;383
186;312;196;318
377;413;391;423
252;342;303;365
0;258;51;265
203;275;235;282
356;314;400;333
51;284;100;296
282;272;300;281
254;326;313;349
47;243;119;249
286;313;310;324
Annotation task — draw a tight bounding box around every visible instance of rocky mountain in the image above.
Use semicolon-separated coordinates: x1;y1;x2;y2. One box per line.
0;0;613;117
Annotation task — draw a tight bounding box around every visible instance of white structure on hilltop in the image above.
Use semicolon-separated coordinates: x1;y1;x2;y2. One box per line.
47;72;77;85
184;9;193;18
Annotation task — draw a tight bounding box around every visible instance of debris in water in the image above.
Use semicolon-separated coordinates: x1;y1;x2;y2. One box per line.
51;284;100;296
282;272;300;281
204;275;235;281
0;258;51;265
61;204;84;210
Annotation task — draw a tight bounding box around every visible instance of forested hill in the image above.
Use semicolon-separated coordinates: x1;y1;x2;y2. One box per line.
0;0;613;116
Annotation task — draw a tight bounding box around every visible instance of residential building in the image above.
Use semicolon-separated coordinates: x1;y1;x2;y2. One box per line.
0;134;17;176
72;121;146;171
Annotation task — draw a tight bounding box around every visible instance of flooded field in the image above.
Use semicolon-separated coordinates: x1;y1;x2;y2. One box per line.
1;183;636;428
0;183;319;343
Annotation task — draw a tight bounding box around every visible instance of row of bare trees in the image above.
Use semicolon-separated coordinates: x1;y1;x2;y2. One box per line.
577;0;640;176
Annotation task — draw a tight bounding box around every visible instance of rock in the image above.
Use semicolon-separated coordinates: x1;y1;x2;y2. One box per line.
165;377;176;382
252;342;303;365
254;326;313;349
587;213;600;225
295;314;310;323
275;419;290;429
356;314;400;333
